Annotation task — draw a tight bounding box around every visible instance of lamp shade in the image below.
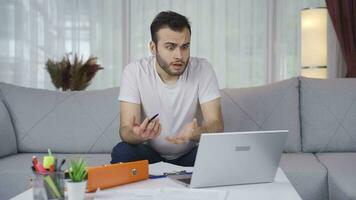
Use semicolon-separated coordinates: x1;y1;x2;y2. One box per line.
301;8;327;79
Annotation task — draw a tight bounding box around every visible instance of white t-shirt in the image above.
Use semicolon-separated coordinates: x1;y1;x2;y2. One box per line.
119;56;220;159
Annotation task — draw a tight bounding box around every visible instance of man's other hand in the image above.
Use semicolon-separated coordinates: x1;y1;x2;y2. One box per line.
165;118;198;144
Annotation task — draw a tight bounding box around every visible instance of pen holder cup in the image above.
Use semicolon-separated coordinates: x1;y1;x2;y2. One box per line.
32;171;65;200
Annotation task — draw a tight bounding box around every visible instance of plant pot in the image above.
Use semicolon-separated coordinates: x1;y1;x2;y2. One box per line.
67;181;87;200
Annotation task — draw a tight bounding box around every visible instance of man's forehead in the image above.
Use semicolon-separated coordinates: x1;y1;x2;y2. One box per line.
156;27;190;44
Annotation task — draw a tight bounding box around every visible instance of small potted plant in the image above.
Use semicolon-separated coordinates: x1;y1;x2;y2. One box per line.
67;158;87;200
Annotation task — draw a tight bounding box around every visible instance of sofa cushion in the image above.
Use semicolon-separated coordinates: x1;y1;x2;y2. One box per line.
0;88;17;158
0;153;111;199
279;153;328;200
0;83;121;153
221;77;301;152
316;153;356;200
300;77;356;152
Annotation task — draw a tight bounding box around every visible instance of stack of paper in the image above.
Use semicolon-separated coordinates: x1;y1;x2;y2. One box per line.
149;161;193;176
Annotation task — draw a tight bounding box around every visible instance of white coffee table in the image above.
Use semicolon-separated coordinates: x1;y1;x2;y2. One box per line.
11;167;301;200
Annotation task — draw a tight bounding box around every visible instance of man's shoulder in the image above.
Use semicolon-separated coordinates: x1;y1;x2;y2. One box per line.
124;56;154;73
189;56;209;65
188;57;213;73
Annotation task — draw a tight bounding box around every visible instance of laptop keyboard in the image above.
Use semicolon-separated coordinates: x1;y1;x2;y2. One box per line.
177;178;191;184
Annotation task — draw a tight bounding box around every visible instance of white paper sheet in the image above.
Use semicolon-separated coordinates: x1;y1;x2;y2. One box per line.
94;189;160;200
149;161;193;176
157;188;227;200
94;188;227;200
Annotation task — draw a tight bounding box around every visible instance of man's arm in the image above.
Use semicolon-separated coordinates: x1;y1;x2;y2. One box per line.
119;101;161;144
191;98;224;142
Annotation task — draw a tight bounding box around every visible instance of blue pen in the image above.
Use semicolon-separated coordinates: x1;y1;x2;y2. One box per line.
149;174;167;179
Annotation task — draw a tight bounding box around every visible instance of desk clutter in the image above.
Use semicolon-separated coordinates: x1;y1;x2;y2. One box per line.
30;150;90;200
30;149;66;199
30;153;198;199
30;151;150;193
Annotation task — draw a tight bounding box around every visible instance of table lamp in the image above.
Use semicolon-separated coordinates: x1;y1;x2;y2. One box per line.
301;7;328;79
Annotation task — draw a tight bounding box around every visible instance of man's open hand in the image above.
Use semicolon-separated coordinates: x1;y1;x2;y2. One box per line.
132;116;161;140
166;118;199;144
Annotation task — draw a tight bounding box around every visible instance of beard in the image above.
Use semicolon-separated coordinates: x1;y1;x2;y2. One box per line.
156;50;189;77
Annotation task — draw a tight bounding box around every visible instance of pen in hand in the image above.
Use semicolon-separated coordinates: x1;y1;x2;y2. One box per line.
148;113;159;123
133;113;160;140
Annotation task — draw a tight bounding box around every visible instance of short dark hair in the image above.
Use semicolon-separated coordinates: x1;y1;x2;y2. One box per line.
150;11;191;44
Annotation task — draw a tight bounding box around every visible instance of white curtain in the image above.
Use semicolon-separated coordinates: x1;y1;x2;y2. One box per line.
0;0;343;90
0;0;123;90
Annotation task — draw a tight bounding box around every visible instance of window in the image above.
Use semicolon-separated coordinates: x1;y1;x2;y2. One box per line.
0;0;328;90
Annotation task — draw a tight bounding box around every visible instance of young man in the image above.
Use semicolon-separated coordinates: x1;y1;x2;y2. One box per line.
111;11;223;166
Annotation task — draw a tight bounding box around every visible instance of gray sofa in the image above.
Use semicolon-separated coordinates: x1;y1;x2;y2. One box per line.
0;76;355;200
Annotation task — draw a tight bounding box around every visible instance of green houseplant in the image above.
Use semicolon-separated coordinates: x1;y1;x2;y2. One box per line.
46;53;103;91
67;158;87;200
68;158;87;182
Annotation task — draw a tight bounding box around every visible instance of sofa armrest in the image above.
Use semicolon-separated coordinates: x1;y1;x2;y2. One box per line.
0;91;17;158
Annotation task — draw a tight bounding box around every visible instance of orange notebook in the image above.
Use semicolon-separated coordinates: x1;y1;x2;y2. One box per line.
87;160;149;192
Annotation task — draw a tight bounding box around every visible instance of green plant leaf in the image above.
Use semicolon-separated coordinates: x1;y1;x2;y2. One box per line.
68;158;87;182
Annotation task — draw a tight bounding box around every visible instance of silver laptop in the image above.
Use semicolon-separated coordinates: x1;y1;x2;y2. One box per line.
169;130;289;188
